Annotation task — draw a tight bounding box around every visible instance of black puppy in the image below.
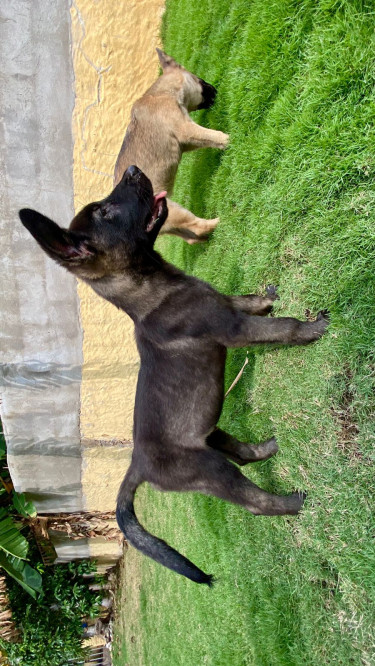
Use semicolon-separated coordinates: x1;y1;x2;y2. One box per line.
19;166;329;585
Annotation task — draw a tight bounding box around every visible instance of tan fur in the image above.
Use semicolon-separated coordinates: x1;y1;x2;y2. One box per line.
114;49;229;243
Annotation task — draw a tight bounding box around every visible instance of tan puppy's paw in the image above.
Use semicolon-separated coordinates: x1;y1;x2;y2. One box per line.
193;216;219;236
211;131;229;149
220;133;230;149
204;217;220;231
186;217;220;244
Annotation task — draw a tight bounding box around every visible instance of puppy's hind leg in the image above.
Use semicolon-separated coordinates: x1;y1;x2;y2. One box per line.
161;199;219;243
162;449;304;516
206;428;278;466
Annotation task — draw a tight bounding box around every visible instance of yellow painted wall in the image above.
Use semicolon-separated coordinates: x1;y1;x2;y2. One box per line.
82;442;133;511
71;0;165;511
71;0;165;444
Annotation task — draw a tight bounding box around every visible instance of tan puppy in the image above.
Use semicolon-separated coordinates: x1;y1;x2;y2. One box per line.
114;49;229;243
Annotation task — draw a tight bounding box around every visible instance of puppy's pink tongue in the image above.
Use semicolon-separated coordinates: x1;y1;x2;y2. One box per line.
153;191;167;204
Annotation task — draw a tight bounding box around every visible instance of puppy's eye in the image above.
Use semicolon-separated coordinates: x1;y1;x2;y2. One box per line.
92;203;117;221
101;205;113;220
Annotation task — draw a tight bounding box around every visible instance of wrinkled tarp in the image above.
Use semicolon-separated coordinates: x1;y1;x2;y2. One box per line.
0;0;84;514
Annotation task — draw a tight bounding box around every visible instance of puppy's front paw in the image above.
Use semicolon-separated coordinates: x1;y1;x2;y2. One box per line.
316;310;330;335
317;309;330;322
219;133;230;149
186;217;219;244
258;436;279;460
266;285;279;302
300;310;330;344
287;491;306;514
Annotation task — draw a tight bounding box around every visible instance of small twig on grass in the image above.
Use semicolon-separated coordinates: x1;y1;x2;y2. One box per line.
224;354;249;398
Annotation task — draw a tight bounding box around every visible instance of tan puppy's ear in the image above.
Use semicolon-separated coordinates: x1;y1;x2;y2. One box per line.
156;48;180;70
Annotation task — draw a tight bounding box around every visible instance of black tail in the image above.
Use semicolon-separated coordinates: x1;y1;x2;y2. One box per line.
116;465;213;586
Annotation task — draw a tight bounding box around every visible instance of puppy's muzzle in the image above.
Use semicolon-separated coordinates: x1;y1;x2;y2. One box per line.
123;165;153;196
124;164;141;181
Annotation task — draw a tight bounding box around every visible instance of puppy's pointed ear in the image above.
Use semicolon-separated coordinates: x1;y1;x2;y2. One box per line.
156;48;179;70
19;208;95;266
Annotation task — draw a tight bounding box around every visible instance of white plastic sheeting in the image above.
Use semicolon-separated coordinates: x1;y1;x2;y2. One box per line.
0;0;84;514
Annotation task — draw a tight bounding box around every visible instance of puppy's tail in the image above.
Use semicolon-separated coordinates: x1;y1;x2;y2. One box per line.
116;464;214;586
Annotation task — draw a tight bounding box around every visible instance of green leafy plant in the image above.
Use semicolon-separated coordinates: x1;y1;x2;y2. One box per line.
0;508;28;561
0;428;41;599
0;559;104;665
11;493;37;520
0;511;42;599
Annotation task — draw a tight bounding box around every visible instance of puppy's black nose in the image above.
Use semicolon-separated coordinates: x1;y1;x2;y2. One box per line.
197;80;218;110
126;165;141;179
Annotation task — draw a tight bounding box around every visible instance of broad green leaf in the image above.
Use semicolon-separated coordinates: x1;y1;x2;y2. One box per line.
12;491;37;518
0;552;41;598
0;510;29;559
22;563;43;593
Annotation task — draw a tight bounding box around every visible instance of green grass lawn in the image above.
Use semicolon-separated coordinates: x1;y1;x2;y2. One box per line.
112;1;375;664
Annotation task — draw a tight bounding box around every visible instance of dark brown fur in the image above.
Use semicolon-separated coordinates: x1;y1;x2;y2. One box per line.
19;166;329;585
